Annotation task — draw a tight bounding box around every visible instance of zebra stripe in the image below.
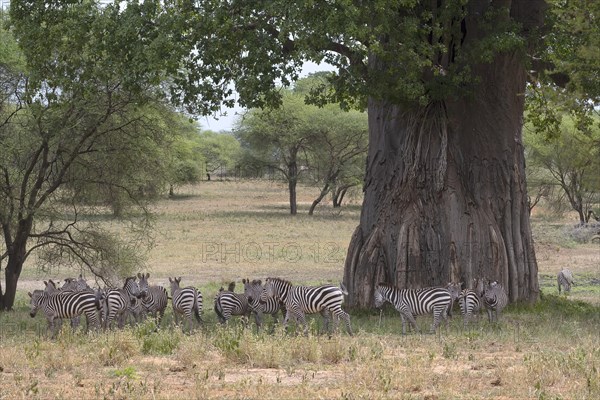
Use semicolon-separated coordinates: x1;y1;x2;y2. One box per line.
557;268;574;294
28;289;101;337
104;277;142;329
137;273;169;327
169;277;202;332
243;278;284;329
374;283;451;334
214;282;252;325
260;277;352;336
458;289;482;328
482;280;508;323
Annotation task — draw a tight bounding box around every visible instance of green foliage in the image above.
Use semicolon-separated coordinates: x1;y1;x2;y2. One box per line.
524;114;600;223
167;0;531;113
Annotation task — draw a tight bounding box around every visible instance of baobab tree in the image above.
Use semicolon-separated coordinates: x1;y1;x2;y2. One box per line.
161;0;560;307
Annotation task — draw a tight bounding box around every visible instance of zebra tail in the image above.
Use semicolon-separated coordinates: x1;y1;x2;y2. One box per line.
193;290;203;323
214;298;225;323
339;282;349;296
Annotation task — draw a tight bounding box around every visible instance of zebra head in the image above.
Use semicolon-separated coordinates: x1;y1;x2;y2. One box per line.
243;278;262;304
137;272;151;298
75;274;90;291
168;277;182;295
123;276;142;300
28;290;45;317
473;278;485;297
44;280;59;294
373;285;387;308
446;282;462;301
260;277;288;303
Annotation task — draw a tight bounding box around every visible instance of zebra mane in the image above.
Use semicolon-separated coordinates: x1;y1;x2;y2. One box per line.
267;277;292;286
377;282;396;289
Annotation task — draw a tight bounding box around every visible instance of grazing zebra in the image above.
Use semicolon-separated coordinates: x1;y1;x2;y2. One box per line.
28;289;101;337
557;268;574;294
445;282;462;317
169;277;203;332
260;277;353;336
373;283;451;335
103;277;142;329
481;280;509;323
243;278;284;330
214;282;253;326
458;288;482;328
137;273;169;327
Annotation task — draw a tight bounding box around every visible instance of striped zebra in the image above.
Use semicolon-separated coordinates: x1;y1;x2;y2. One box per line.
458;288;482;328
169;277;203;332
28;289;101;337
243;278;284;330
481;280;509;323
137;273;169;327
445;282;462;318
103;277;142;329
62;275;90;292
214;282;253;326
43;279;60;294
260;277;353;336
373;283;451;335
557;268;574;294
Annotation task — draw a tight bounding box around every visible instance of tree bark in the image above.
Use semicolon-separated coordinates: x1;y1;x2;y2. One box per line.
288;162;298;215
308;182;331;215
344;52;539;308
0;223;30;311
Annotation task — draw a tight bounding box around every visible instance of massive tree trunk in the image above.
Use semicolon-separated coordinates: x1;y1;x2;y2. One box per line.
344;51;539;308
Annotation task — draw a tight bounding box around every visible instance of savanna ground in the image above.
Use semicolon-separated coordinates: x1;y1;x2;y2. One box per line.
1;180;598;399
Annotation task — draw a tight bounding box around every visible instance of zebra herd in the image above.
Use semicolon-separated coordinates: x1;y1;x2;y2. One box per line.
28;268;574;337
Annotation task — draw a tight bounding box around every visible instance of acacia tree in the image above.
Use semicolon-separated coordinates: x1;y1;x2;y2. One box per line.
306;105;367;215
524;118;600;224
196;130;241;179
0;1;181;310
235;93;314;214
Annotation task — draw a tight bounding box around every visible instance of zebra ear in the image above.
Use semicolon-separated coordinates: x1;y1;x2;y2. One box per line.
137;273;142;279
145;273;150;279
242;278;247;284
177;277;181;283
168;277;173;283
28;292;32;298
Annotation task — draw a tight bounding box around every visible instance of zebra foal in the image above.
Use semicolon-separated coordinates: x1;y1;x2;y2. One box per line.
169;277;203;332
374;283;451;335
260;277;352;336
243;278;284;330
557;268;574;294
475;278;508;323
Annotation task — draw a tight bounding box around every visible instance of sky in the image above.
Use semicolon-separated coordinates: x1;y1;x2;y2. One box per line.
198;61;336;132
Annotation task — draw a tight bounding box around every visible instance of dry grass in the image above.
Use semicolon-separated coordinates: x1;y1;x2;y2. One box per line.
2;180;599;399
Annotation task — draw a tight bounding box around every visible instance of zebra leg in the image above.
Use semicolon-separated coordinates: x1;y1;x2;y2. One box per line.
320;309;331;335
335;310;353;336
402;312;419;334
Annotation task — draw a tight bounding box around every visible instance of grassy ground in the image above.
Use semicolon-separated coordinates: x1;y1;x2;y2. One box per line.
1;180;599;399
